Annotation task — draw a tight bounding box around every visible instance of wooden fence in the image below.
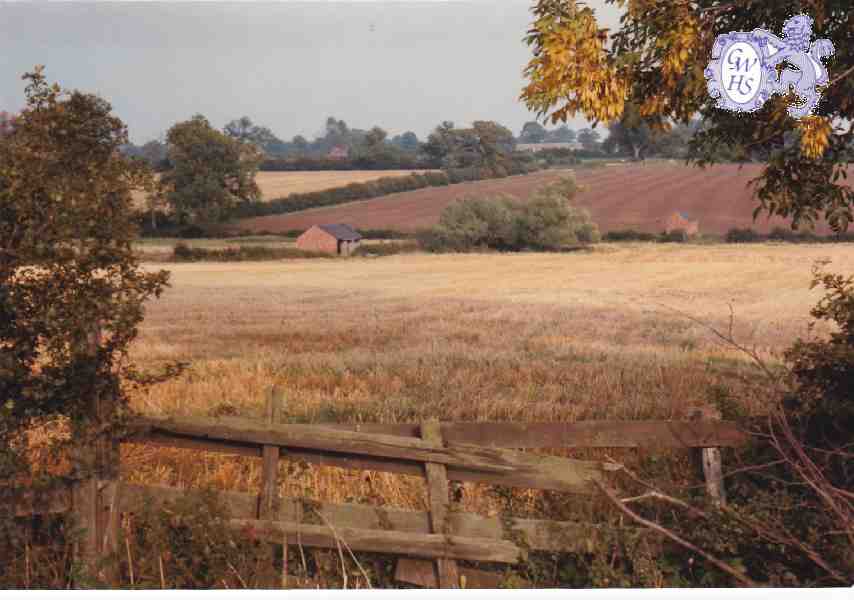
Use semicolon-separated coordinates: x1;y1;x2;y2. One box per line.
8;386;748;588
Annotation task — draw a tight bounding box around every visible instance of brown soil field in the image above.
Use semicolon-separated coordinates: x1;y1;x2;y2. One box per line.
236;163;837;236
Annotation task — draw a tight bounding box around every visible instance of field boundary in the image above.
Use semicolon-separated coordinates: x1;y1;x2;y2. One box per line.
9;371;747;588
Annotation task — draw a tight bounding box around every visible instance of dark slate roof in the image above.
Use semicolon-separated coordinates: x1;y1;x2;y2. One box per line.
317;224;362;241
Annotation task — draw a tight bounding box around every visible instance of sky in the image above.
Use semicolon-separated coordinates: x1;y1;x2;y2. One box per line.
0;1;622;145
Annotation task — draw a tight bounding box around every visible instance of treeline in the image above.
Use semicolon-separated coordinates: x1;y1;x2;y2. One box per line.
602;227;854;243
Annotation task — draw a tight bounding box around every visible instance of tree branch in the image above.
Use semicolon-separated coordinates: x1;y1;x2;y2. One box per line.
594;480;760;587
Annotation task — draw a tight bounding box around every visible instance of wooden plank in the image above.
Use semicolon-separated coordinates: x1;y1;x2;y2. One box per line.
130;416;613;493
692;408;727;507
421;420;459;588
259;388;282;520
230;518;523;564
2;484;72;517
308;420;748;448
115;482;614;553
395;558;510;588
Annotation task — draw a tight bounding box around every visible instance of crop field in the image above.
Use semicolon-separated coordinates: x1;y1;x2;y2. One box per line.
122;243;854;530
131;170;436;208
237;163;837;236
254;170;436;199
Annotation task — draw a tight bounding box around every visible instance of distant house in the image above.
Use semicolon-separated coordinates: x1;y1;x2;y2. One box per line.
516;142;582;153
327;145;349;160
296;224;362;256
663;211;700;236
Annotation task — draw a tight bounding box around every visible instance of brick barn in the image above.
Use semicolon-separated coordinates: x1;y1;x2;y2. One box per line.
296;224;362;256
663;211;700;236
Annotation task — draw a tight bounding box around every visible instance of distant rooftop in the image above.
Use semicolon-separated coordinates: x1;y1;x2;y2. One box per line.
317;223;362;241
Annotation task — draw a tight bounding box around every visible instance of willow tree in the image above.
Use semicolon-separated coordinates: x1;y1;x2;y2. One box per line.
522;0;853;230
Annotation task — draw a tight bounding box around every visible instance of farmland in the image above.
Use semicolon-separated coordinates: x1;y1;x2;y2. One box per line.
124;243;852;520
131;170;435;208
236;163;837;236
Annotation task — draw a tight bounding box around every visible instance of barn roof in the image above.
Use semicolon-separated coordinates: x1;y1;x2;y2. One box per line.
317;224;362;241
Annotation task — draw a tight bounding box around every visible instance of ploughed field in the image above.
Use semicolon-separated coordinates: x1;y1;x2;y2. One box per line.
236;163;838;235
123;244;854;524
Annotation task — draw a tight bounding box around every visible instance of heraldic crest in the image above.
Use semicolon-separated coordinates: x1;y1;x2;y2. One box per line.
705;14;835;119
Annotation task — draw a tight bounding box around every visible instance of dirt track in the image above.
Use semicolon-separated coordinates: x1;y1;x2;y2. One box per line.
237;163;836;235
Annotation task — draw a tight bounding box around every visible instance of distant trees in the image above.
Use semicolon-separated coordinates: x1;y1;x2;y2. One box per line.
223;116;283;154
519;121;548;144
390;131;420;152
518;122;577;145
422;120;515;172
577;128;602;151
162;114;262;224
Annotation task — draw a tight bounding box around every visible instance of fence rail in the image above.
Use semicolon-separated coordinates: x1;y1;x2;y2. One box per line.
7;385;745;589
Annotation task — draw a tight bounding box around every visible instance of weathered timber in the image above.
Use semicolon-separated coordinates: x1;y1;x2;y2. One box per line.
308;420;748;448
395;558;511;589
259;388;282;520
114;482;613;553
230;518;523;564
2;483;71;517
130;416;614;493
692;408;727;507
421;420;460;588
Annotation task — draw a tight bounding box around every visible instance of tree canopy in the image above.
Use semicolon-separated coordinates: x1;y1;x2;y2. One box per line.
162;114;262;224
522;0;854;231
0;67;170;476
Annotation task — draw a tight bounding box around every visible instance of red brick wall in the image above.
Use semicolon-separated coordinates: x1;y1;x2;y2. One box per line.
296;226;339;254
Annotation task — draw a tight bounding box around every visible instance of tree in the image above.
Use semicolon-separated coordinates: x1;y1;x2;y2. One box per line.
291;135;309;155
547;124;576;143
223;116;282;154
422;121;457;167
519;121;548;143
604;102;654;160
577;128;601;151
522;1;853;232
162;114;262;224
390;131;419;153
0;66;171;478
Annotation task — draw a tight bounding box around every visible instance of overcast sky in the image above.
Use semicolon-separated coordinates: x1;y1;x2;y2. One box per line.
0;1;622;144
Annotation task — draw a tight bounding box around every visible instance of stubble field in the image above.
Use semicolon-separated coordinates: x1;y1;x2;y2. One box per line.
122;243;853;533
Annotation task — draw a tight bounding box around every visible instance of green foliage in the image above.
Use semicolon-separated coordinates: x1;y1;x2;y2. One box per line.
725;228;762;243
658;229;689;243
0;66;171;478
162;115;262;224
420;176;599;252
123;488;275;588
172;243;332;262
603;229;657;242
351;241;419;257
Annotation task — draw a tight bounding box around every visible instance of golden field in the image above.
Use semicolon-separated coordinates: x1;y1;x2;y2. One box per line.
123;243;854;521
132;170;435;208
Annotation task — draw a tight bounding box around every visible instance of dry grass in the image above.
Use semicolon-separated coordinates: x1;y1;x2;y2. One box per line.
123;244;854;515
254;170;436;200
13;242;853;588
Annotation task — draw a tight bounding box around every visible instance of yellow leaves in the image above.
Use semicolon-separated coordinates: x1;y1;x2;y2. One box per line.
521;7;628;124
799;116;833;159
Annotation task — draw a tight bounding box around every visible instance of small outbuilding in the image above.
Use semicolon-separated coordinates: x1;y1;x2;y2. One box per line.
296;224;362;256
663;211;700;236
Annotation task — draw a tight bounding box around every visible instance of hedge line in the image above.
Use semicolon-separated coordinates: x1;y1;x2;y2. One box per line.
260;156;429;171
231;163;539;220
